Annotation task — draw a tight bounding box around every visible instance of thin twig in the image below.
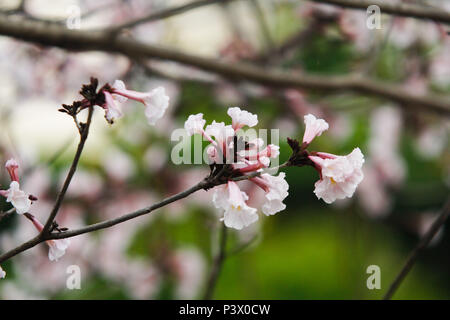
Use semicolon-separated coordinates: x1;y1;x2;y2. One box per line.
108;0;240;33
0;163;289;264
311;0;450;24
383;198;450;300
41;106;94;234
204;223;228;300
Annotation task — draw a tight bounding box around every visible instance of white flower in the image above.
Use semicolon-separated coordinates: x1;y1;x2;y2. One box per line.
303;114;329;145
144;87;170;125
28;215;71;261
260;173;289;216
0;265;6;279
213;181;258;230
47;238;71;262
184;113;206;136
227;107;258;130
103;91;123;123
111;83;170;125
310;148;365;203
251;173;289;215
1;181;31;214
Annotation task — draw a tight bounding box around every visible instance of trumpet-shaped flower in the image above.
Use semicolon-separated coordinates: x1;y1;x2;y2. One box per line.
184;113;206;136
0;181;31;214
309;148;364;203
227;107;258;131
303;114;329;145
111;82;169;126
251;173;289;215
29;215;70;262
213;181;258;230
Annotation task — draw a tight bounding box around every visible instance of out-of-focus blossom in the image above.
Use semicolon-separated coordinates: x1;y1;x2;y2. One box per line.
171;248;206;299
310;148;365;204
416;124;449;159
213;181;259;230
388;18;442;49
303;114;329;145
357;106;405;217
338;10;374;52
28;214;70;261
62;169;103;200
102;148;136;181
0;266;5;279
430;41;450;87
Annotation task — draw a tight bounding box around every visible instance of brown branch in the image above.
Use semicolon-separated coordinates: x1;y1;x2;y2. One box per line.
108;0;240;33
41;106;94;234
311;0;450;24
383;198;450;300
203;223;228;299
0;15;448;116
0;163;287;264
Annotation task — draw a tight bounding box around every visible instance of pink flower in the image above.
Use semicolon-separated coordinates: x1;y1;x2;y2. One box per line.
250;172;289;215
184;113;206;136
309;148;364;203
103;91;123;123
5;158;19;182
0;265;5;279
213;181;258;230
0;181;31;214
110;81;169;125
1;159;31;214
227;107;258;131
303;114;329;145
28;215;70;261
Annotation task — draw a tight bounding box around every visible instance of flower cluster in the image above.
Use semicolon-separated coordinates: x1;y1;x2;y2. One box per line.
289;114;365;204
184;107;288;230
102;80;169;125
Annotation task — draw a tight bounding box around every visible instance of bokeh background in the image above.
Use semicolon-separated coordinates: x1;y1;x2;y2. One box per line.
0;0;449;299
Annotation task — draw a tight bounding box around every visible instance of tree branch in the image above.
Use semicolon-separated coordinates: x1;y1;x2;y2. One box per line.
0;15;448;116
311;0;450;24
383;198;450;300
41;106;94;233
108;0;241;33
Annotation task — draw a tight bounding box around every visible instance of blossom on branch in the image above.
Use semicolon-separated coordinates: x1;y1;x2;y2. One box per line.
288;114;364;204
27;214;70;262
108;80;170;125
309;148;365;204
213;181;258;230
0;159;32;214
184;107;288;230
